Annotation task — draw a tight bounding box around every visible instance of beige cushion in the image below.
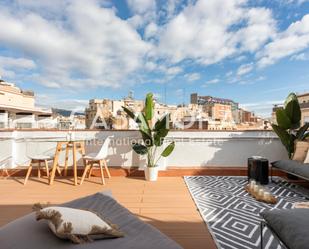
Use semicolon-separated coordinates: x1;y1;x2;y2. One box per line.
304;149;309;164
35;206;124;243
292;141;309;162
293;202;309;208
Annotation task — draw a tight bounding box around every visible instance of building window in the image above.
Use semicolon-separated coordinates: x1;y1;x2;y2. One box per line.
16;123;32;129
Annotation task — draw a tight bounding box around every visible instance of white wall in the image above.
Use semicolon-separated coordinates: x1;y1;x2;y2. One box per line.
0;130;288;169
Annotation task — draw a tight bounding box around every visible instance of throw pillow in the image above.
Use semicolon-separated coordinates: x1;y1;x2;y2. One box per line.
293;202;309;208
292;141;309;162
304;149;309;164
34;205;124;243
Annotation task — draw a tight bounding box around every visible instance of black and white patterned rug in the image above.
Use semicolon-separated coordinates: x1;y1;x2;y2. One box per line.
184;176;309;249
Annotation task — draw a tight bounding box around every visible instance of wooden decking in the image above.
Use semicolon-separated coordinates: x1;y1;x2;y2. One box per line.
0;176;216;249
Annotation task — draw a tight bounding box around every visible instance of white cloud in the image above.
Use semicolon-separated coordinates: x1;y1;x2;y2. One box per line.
126;0;156;15
165;66;183;75
144;22;159;39
0;68;15;79
184;73;201;82
257;14;309;67
0;0;308;93
226;71;233;77
240;100;283;117
237;63;254;76
0;0;151;89
279;0;309;4
290;52;309;60
157;0;276;66
203;78;220;87
0;56;36;80
0;56;36;70
175;88;184;96
236;8;276;52
36;94;89;112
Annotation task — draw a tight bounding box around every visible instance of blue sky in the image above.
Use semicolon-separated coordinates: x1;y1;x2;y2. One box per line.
0;0;309;116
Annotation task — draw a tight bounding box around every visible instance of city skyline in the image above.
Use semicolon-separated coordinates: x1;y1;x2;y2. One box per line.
0;0;309;116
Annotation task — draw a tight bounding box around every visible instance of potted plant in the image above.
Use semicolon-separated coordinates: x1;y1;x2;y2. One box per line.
122;93;175;181
272;92;309;158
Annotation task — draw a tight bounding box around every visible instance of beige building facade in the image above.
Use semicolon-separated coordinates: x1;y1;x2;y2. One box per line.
0;80;54;129
85;94;144;129
298;93;309;126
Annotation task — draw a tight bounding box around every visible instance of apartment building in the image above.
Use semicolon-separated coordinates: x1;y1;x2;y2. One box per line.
271;92;309;126
0;80;54;129
85;92;144;129
191;93;236;122
297;92;309;125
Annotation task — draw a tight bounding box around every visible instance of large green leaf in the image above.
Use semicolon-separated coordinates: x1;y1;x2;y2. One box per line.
141;130;153;147
276;109;291;129
145;93;154;121
284;92;298;108
296;123;309;140
122;106;136;120
154;114;169;131
132;143;148;155
272;124;294;158
137;112;151;134
161;141;175;157
154;128;169;146
284;93;301;128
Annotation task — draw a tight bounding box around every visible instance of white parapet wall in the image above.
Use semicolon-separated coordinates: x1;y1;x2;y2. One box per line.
0;130;288;169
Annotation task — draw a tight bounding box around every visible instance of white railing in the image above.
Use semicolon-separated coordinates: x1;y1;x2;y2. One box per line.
0;130;288;169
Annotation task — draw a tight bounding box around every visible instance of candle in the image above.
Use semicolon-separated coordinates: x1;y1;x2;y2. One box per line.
249;180;256;191
264;192;271;199
253;184;260;193
250;180;256;186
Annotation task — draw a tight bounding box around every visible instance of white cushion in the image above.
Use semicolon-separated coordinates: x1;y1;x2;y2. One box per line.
83;153;100;160
35;206;124;243
29;154;53;160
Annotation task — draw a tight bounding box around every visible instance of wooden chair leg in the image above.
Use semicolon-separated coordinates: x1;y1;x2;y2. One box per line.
56;166;62;176
80;164;91;185
88;162;94;179
24;160;33;185
103;159;111;178
49;142;62;185
99;160;105;185
38;161;41;179
44;160;50;177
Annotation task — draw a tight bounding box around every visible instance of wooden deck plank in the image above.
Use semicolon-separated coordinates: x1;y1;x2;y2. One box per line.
0;177;216;249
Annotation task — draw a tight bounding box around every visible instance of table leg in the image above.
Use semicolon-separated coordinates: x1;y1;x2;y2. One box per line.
73;142;78;186
77;141;85;155
64;144;70;176
38;161;41;179
49;142;62;185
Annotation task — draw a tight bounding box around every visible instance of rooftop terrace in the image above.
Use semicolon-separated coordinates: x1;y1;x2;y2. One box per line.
0;177;216;249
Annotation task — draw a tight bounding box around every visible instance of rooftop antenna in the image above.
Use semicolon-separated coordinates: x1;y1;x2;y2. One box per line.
183;88;186;106
128;90;134;99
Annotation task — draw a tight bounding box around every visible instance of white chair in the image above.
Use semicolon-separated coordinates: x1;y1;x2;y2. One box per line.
24;140;60;185
80;136;113;185
24;154;54;185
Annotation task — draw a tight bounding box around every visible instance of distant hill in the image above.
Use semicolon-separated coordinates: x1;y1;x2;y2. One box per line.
52;108;84;117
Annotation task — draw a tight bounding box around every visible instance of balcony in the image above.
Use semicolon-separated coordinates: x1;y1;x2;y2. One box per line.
0;130;287;170
0;130;297;249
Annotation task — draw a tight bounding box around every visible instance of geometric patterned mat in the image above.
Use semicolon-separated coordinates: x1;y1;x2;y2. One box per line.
184;176;308;249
